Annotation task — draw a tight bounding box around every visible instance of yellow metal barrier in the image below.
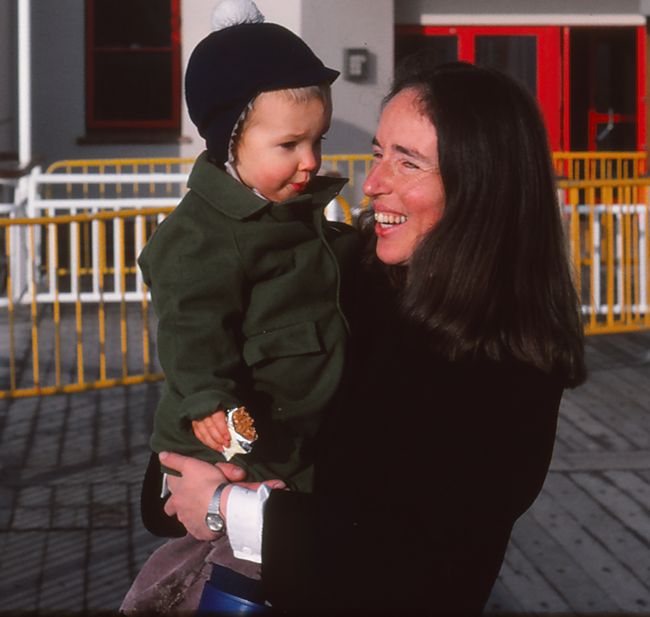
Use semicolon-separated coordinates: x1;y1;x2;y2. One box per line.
0;208;171;398
1;153;649;398
552;151;647;180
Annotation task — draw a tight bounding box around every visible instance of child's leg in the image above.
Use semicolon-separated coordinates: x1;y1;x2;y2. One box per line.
120;534;213;613
121;534;263;614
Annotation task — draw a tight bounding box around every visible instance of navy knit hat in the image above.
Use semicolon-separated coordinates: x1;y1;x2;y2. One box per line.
185;0;339;164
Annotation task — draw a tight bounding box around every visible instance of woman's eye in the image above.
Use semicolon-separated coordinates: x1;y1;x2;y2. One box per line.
280;141;297;150
400;160;420;172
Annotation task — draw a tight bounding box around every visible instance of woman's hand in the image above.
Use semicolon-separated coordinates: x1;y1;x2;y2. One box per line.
160;451;286;541
160;451;241;540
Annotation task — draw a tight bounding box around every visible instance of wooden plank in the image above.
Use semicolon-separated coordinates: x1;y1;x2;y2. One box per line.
586;337;639;368
591;366;650;412
611;363;650;400
595;331;650;364
534;475;650;611
0;531;48;611
509;511;618;613
571;471;650;546
13;485;52;530
37;530;87;612
553;412;597;454
493;541;571;613
581;363;650;410
86;528;131;611
485;576;527;614
60;395;99;469
583;339;623;371
605;470;650;510
576;378;650;442
127;480;165;580
559;396;634;451
551;451;650;472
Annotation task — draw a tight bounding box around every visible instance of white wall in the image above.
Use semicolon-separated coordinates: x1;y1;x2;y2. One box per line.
301;0;393;156
180;0;220;159
255;0;302;35
29;0;647;168
180;0;308;159
0;0;16;155
31;0;183;167
233;0;392;155
396;0;645;22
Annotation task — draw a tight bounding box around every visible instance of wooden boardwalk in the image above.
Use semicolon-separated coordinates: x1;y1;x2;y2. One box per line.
0;307;649;614
486;330;650;615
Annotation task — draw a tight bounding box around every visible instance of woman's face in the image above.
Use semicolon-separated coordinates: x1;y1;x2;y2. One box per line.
363;88;445;265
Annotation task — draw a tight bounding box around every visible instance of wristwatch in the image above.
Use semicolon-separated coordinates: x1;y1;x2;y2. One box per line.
205;483;228;533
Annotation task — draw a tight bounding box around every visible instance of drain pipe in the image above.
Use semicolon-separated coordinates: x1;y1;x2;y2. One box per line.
18;0;32;168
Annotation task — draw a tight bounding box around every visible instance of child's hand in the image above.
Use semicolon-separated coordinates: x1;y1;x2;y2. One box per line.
192;410;231;452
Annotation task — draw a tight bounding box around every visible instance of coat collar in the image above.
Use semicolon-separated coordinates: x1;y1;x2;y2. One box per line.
188;151;348;221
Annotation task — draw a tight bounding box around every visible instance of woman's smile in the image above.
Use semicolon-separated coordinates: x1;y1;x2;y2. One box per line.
374;211;408;227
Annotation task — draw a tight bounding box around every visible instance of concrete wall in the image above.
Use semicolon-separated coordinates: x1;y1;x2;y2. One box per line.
0;0;16;155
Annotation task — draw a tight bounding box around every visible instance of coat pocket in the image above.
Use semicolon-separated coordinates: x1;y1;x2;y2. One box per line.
242;321;322;366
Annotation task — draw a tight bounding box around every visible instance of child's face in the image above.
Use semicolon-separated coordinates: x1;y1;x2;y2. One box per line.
234;90;331;202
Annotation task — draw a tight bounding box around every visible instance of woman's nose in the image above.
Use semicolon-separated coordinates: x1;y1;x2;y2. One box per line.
363;160;390;196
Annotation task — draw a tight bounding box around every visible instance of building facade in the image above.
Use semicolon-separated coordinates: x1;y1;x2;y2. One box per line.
1;0;649;170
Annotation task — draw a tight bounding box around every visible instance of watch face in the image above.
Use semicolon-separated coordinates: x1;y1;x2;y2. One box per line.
206;512;225;533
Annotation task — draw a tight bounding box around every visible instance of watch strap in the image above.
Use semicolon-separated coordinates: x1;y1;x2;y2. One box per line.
207;483;228;517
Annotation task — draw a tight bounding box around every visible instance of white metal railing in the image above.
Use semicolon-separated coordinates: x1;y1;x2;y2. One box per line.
2;157;649;334
2;162;358;307
8;169;182;306
568;203;648;316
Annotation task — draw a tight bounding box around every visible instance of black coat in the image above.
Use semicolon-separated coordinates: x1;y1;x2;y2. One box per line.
261;271;563;615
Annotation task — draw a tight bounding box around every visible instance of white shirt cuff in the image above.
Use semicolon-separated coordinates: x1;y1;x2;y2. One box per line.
227;484;271;563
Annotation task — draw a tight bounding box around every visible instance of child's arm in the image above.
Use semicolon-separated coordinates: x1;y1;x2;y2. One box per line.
192;409;231;452
139;200;249;443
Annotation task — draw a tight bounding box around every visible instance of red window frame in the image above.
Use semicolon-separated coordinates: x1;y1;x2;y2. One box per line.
85;0;182;131
396;25;562;150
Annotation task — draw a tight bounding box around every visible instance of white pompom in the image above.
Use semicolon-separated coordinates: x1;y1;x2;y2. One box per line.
211;0;265;31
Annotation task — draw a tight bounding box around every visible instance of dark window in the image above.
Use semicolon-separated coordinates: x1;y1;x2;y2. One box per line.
475;35;537;97
395;35;457;68
85;0;181;132
569;28;637;151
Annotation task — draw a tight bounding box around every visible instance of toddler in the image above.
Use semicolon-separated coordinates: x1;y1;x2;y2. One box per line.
139;1;357;503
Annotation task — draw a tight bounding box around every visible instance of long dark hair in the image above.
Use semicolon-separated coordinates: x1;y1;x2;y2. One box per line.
368;60;585;387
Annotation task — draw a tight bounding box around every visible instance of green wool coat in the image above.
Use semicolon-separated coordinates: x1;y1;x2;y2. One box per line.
139;153;358;491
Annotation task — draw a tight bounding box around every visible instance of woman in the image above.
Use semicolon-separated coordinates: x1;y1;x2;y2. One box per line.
143;60;586;614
